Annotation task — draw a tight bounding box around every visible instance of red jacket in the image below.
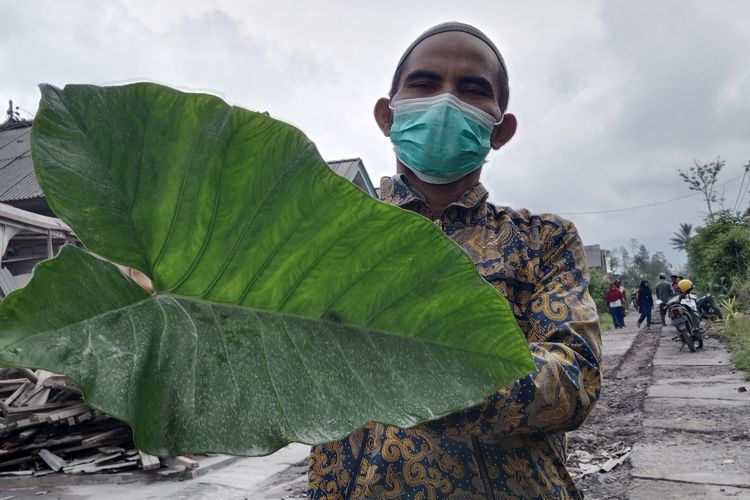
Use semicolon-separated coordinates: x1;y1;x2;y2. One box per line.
605;288;624;304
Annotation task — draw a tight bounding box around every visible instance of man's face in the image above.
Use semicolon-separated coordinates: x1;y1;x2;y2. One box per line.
392;32;504;123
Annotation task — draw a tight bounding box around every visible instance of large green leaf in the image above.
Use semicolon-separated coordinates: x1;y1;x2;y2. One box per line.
0;83;534;455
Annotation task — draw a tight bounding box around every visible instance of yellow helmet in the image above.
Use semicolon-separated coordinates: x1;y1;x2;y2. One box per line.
677;279;693;294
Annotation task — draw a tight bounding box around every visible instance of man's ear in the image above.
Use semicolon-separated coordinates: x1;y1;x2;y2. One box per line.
374;97;393;137
490;113;517;150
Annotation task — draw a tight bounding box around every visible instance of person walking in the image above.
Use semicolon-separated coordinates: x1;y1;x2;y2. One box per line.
655;272;674;325
636;280;654;331
606;281;626;328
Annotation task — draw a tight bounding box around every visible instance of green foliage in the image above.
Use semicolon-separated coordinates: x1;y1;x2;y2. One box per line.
725;279;750;312
721;296;738;318
688;213;750;296
598;312;614;333
612;241;672;288
588;270;609;315
719;313;750;373
0;83;534;456
588;270;617;332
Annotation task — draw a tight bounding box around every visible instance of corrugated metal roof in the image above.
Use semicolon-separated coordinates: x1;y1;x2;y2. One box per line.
327;158;362;179
0;124;42;202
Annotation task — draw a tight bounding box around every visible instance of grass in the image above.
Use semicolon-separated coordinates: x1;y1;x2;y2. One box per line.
717;313;750;373
599;313;613;333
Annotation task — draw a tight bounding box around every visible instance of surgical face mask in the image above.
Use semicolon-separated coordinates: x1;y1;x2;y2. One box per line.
389;93;502;184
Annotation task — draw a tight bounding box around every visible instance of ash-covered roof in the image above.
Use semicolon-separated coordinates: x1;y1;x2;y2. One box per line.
0;122;42;203
327;158;377;198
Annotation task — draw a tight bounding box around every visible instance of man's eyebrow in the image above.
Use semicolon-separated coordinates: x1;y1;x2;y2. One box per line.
459;76;495;95
403;70;442;83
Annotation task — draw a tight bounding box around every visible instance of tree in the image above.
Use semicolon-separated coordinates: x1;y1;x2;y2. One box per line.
678;157;725;221
603;249;620;274
588;270;610;316
687;212;750;294
670;223;693;252
614;241;672;288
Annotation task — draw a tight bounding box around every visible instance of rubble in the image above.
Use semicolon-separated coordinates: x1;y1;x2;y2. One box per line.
0;368;162;477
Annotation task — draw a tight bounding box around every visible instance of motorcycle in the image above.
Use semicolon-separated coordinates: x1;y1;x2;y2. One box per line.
697;293;722;321
665;290;721;352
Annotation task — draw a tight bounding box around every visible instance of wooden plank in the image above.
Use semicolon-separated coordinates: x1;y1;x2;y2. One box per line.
44;403;90;422
38;448;67;471
25;370;56;407
163;455;198;471
139;450;161;470
65;459;138;474
80;428;127;446
0;453;37;468
98;446;125;454
15;368;38;383
76;411;92;423
4;380;32;407
17;429;36;442
54;435;129;455
0;470;34;476
5;401;73;415
0;378;28;386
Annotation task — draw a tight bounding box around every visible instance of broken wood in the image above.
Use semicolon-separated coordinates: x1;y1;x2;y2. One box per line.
139;451;162;470
38;448;67;471
0;368;161;477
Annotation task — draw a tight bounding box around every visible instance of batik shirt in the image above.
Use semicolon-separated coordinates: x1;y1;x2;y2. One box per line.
308;175;602;499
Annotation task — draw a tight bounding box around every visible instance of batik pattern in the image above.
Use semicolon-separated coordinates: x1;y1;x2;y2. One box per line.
308;175;602;499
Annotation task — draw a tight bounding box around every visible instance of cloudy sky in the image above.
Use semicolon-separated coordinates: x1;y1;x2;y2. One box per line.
3;0;749;270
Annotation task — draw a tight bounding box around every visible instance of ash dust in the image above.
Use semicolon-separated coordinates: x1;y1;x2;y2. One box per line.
567;326;660;499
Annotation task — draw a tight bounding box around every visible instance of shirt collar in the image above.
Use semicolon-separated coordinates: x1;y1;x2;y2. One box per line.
379;174;489;212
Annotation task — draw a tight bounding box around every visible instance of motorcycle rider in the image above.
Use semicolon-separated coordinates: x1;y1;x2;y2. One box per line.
655;273;674;324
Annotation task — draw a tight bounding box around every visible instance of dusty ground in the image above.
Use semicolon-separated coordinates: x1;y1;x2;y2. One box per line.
567;321;659;499
569;316;750;499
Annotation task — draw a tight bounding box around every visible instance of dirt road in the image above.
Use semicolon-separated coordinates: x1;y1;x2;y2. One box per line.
570;312;750;499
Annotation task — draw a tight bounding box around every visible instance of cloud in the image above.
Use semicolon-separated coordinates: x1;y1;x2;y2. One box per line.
3;0;750;269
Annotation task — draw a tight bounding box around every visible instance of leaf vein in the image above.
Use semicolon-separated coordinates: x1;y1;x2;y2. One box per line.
200;141;311;297
152;107;234;273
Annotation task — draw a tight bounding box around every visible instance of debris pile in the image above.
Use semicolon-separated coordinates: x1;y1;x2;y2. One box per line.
0;368;163;477
568;442;633;480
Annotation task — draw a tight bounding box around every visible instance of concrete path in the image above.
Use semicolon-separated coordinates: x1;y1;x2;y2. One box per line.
625;317;750;498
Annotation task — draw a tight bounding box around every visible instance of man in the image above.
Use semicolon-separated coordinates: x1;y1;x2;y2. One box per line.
655;272;674;325
671;274;680;294
308;22;602;499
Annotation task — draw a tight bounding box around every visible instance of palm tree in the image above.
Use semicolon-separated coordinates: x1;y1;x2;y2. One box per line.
670;223;693;252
